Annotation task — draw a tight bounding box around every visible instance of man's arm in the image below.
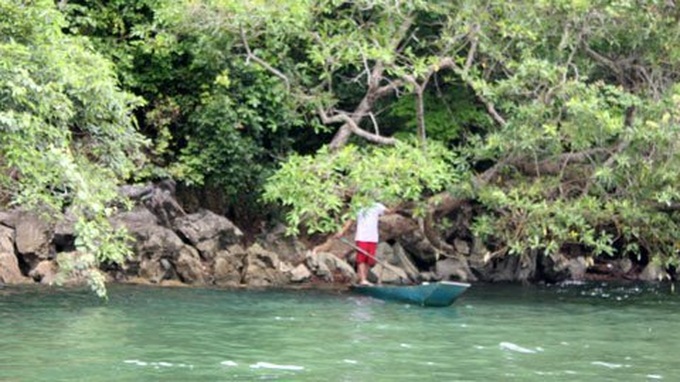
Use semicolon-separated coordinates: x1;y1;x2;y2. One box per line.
334;219;354;238
312;219;354;254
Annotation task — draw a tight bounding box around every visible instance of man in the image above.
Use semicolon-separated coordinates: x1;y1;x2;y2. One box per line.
317;202;390;285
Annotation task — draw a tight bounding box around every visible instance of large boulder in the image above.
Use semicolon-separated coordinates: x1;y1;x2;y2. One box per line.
129;224;187;260
29;260;58;285
174;210;243;260
370;263;410;284
398;231;439;264
213;245;248;287
37;252;104;286
121;181;186;227
0;225;29;284
639;262;668;281
111;206;160;235
242;244;289;287
481;252;538;282
0;210;18;228
14;211;53;267
539;252;590;282
258;223;307;264
174;246;206;284
435;257;473;282
305;251;356;283
566;257;589;280
391;243;420;281
289;264;312;283
113;206;208;283
139;258;171;283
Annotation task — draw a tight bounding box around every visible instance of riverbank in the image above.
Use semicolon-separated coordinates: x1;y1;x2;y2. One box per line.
1;183;673;292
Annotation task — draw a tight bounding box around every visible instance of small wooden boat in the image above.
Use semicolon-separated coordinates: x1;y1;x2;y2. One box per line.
350;281;470;307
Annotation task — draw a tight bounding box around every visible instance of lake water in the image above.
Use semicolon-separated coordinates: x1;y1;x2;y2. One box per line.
0;282;678;381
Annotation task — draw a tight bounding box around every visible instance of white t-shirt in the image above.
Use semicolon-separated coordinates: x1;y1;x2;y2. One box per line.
355;203;387;243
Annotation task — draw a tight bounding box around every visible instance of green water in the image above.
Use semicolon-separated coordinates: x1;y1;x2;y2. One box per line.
0;282;678;381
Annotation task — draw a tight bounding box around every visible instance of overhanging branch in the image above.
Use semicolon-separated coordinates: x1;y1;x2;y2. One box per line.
240;27;290;92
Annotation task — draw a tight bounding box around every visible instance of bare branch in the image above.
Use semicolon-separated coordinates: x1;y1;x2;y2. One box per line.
368;112;380;135
240;27;290;92
318;108;397;146
463;24;480;74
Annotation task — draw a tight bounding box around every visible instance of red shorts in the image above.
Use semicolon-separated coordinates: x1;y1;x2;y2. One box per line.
356;241;377;266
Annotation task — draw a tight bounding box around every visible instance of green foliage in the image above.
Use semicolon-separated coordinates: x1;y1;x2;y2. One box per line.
263;140;467;235
60;0;310;211
51;0;680;278
385;83;492;143
165;0;680;269
458;1;680;265
170;61;303;203
0;0;147;297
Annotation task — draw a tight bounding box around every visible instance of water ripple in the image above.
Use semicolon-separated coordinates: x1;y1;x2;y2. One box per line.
249;362;305;371
499;342;539;354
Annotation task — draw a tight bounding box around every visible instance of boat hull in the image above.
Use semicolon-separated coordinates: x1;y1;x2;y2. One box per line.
350;281;470;307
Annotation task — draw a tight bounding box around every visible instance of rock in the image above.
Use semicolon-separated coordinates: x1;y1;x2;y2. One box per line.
467;236;491;272
128;224;187;261
370;263;409;284
377;242;396;264
484;252;537;282
305;251;356;283
174;246;206;284
435;257;472;282
258;224;307;264
0;252;28;284
399;229;438;264
0;224;29;284
566;257;588;280
418;271;440;282
392;243;420;281
139;258;169;283
139;180;186;227
453;239;470;255
616;258;633;274
0;210;18;228
289;264;312;283
639;262;668;281
29;260;58;285
51;251;97;285
118;183;154;201
242;244;289;287
15;211;53;265
174;210;243;260
213;246;247;287
53;210;77;252
111;206;159;230
539;252;571;283
113;208;208;284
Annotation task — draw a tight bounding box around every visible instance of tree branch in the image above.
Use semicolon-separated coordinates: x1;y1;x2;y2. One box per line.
240;27;290;92
318;107;397;146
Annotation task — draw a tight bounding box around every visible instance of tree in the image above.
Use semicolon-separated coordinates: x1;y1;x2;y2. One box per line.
247;1;680;270
54;0;680;278
60;0;311;226
0;0;147;297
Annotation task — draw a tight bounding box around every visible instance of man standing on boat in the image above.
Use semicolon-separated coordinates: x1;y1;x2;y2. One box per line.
315;202;391;286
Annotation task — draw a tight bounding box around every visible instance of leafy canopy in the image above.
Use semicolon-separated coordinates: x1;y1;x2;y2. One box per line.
0;0;147;297
263;141;467;235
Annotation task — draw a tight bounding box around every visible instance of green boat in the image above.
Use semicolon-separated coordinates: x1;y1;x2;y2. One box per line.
350;281;470;307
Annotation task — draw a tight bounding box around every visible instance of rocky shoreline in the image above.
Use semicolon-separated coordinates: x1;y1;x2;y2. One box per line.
0;183;671;290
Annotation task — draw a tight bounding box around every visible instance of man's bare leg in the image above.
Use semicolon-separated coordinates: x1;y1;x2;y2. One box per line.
357;262;372;285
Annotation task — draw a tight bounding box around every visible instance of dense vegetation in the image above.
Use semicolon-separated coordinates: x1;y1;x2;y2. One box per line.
2;0;680;294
